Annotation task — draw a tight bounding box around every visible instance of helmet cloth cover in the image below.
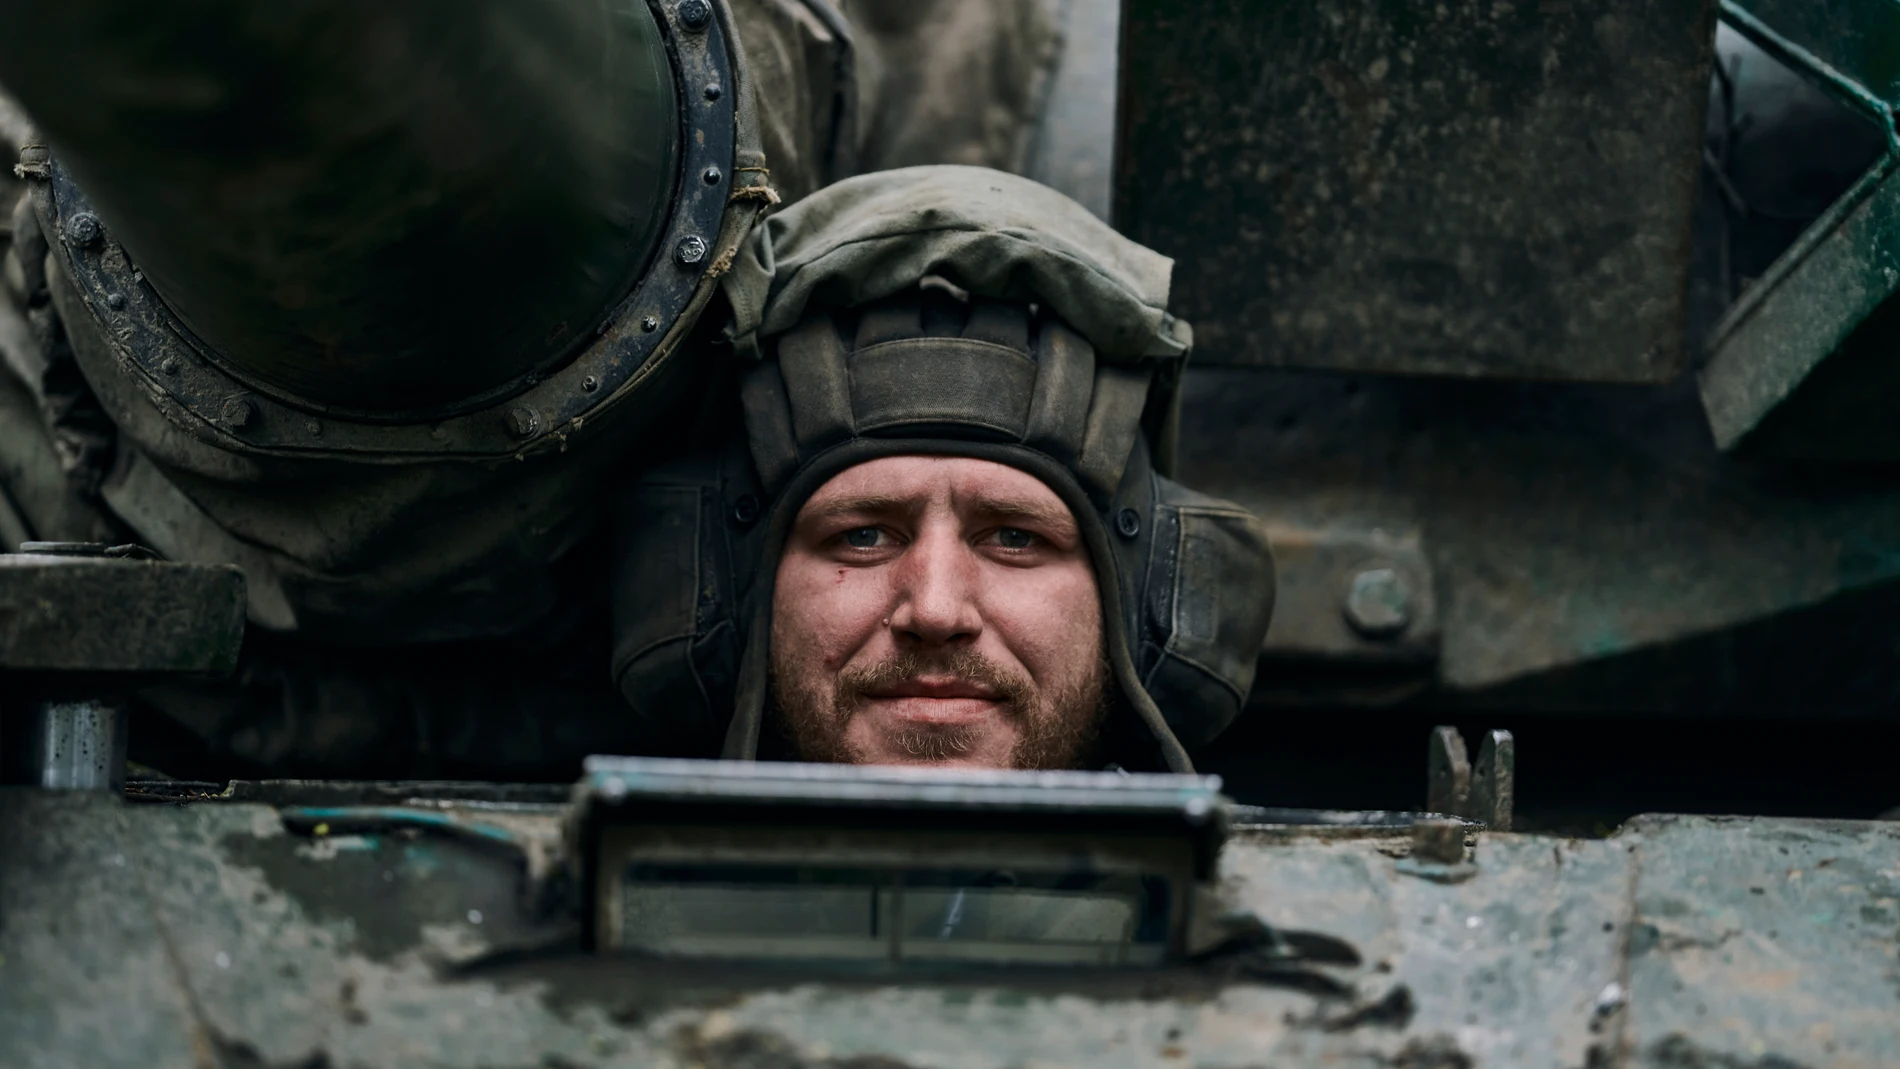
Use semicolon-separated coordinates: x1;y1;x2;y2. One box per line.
610;166;1274;772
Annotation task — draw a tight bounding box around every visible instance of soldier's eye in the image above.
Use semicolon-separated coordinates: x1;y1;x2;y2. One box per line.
994;527;1037;550
842;527;883;549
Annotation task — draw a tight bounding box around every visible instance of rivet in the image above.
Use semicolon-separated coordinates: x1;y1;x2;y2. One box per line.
220;396;258;430
105;292;126;310
305;419;323;437
160;357;180;375
730;494;761;526
1115;507;1141;539
1344;567;1413;638
676;0;711;30
641;315;660;333
675;235;708;266
703;83;723;101
505;405;541;439
64;212;103;249
581;375;600;393
702;165;723;186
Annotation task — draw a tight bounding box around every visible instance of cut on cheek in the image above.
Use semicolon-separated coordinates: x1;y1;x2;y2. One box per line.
775;558;886;655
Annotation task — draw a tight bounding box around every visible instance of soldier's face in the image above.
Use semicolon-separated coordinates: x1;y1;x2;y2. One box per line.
771;456;1107;769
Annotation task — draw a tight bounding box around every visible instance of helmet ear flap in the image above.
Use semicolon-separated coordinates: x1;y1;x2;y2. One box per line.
609;443;760;752
1134;477;1277;748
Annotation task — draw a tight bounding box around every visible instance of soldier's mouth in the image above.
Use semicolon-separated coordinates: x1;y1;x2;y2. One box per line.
859;677;1007;725
865;696;1003;726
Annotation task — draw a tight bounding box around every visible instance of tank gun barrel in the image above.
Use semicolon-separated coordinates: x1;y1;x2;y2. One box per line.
0;0;680;412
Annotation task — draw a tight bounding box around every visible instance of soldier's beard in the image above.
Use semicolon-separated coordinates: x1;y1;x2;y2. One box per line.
771;646;1108;770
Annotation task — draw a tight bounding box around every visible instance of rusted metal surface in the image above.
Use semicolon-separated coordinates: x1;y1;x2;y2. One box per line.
1116;0;1716;382
1620;814;1900;1068
1177;367;1900;712
0;552;243;673
7;788;1893;1067
1261;523;1438;665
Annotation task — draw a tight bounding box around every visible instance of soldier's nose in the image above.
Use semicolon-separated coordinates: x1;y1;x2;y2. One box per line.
887;533;982;647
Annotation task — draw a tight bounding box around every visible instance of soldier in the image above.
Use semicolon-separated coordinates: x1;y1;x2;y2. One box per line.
0;1;1077;779
611;166;1277;770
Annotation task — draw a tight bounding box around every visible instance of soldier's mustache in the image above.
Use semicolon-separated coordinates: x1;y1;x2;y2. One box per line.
836;649;1035;718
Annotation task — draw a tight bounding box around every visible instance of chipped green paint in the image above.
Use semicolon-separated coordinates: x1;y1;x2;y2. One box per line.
5;792;1895;1067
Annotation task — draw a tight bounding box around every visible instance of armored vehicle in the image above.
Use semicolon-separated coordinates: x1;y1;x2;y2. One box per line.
3;0;1899;1066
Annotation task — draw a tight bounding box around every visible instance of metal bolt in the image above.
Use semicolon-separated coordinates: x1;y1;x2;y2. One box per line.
220;397;258;430
505;405;541;439
64;212;103;249
640;315;660;333
676;0;711;30
1344;566;1412;638
1411;818;1467;865
675;235;708;266
105;292;126;310
703;165;723;186
581;375;600;393
703;83;723;101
